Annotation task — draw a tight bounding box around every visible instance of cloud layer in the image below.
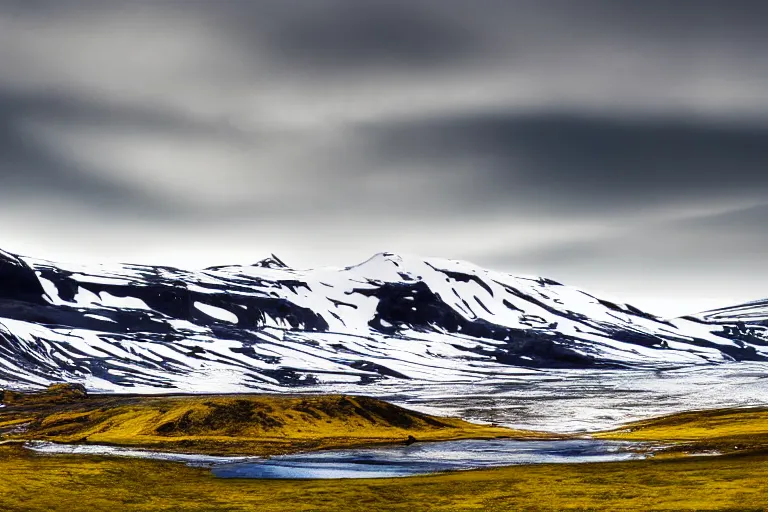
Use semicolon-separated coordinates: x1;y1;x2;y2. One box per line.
1;0;767;315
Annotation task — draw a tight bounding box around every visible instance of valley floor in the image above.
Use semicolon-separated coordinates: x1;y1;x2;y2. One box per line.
4;386;768;511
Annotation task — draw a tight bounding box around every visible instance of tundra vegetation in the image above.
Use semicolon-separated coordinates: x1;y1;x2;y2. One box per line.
3;385;768;511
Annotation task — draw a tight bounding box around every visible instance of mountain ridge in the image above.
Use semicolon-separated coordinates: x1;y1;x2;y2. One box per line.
0;248;765;392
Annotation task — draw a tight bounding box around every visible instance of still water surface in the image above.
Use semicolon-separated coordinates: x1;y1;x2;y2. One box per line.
27;438;650;479
212;438;648;479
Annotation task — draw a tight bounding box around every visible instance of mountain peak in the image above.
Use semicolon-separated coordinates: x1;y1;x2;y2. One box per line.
253;254;289;269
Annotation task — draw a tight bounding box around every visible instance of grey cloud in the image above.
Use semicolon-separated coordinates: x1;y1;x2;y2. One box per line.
0;92;142;211
481;202;768;293
2;0;480;73
673;203;768;243
11;0;768;82
0;90;244;139
243;0;768;80
0;89;244;217
359;113;768;216
250;1;478;72
4;0;768;223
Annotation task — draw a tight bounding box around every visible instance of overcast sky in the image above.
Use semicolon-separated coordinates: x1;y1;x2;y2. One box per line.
1;0;767;316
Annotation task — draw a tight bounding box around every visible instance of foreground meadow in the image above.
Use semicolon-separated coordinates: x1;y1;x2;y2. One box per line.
4;386;768;511
3;443;768;511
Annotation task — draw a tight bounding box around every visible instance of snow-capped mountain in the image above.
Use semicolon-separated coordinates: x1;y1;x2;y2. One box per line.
683;299;768;348
690;299;768;325
0;249;764;392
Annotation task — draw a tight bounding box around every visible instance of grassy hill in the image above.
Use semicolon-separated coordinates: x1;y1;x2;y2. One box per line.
596;406;768;454
0;385;534;455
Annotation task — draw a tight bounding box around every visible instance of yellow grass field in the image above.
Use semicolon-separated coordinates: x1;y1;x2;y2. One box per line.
597;406;768;454
3;443;768;511
4;387;768;511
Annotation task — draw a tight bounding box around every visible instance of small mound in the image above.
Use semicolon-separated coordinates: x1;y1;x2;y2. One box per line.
2;383;87;406
0;392;523;456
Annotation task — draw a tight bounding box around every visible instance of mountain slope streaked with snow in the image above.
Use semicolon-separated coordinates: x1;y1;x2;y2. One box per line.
0;249;764;392
683;299;768;349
